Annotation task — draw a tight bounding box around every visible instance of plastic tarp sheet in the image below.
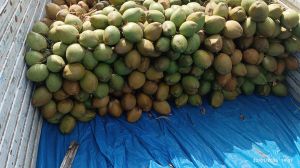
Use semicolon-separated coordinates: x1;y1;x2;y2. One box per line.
37;95;300;168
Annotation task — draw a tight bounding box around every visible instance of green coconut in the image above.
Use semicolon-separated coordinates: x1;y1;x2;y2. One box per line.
175;94;188;107
115;38;134;54
143;81;158;95
181;75;200;95
164;8;174;20
222;37;236;55
210;91;224;108
66;43;85;63
26;32;47;51
199;80;211;96
170;84;183;98
93;43;113;61
155;37;171;52
146;67;164;81
32;21;49;35
107;11;123;27
229;6;247;22
213;2;229;19
268;4;283;20
144;22;163;41
82;51;97;70
154;56;170;71
153;101;171;115
281;9;299;29
25;51;46;66
262;56;278;72
204;34;223;53
147;10;165;23
171;34;188;53
162;21;176;37
80;71;98;93
27;64;49;82
242;17;256;37
122;22;143;43
63;63;85;81
193;50;213;69
56;25;79;44
267;42;285;57
90;14;108;29
164;72;181;85
137;39;158;57
110;74;125;91
41;100;57;119
204;15;226;34
125;50;142;69
223;20;243;39
257;17;276;37
272;82;288;96
248;0;269;22
79;30;99;48
156;83;169;101
103;25;121;45
57;99;73;114
179;21;198;38
122;8;144;23
46;3;61;19
52;42;67;57
94;63;112;82
94;29;104;43
253;37;269;53
186;12;205;31
214;53;232;75
120;1;137;13
94;83;109;98
113;58;132;76
64;14;83;31
170;8;186;27
82;21;95;31
188;94;202;106
59;115;76;134
128;71;146;90
31;86;52;107
149;2;164;13
185;33;201;55
46;73;63;92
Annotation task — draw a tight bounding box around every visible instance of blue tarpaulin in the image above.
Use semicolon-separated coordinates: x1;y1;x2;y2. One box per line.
37;95;300;168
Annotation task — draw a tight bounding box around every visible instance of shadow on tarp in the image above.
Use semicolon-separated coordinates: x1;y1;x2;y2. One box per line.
37;95;300;168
